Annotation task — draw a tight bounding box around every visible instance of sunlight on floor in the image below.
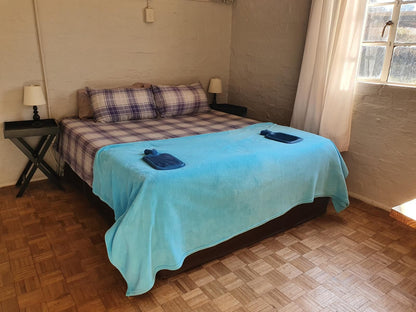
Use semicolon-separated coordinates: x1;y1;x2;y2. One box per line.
392;198;416;221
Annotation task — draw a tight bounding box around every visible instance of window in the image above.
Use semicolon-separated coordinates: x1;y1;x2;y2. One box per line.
358;0;416;85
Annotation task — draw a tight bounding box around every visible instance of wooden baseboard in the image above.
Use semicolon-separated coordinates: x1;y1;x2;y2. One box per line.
390;209;416;229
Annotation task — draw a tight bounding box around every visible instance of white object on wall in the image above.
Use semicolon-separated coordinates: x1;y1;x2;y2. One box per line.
144;0;155;23
145;7;155;23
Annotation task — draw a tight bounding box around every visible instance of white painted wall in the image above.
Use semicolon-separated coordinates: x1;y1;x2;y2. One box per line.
344;83;416;210
2;0;414;211
228;0;312;125
0;0;48;187
0;0;232;187
228;1;416;210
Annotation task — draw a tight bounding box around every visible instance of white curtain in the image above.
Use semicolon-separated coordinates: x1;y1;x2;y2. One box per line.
290;0;367;152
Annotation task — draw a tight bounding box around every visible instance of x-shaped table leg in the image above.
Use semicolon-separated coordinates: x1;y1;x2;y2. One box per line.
11;134;63;197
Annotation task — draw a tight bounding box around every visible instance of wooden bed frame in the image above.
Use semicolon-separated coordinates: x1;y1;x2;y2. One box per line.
64;164;329;278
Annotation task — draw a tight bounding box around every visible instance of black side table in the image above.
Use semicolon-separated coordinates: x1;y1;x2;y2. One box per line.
210;104;248;117
3;119;63;197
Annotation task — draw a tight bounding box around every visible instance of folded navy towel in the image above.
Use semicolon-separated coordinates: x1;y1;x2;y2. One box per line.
143;149;185;170
260;130;303;144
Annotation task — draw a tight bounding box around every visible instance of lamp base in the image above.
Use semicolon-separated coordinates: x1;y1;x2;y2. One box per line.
212;94;217;106
32;106;40;121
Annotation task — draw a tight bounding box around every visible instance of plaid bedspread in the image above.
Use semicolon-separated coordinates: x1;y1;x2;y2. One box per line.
58;110;257;186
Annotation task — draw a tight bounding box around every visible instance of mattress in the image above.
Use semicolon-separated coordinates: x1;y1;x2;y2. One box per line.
58;110;257;186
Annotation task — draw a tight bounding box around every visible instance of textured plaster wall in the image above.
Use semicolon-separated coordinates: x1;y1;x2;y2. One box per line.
228;0;312;125
0;0;232;187
228;1;416;210
2;1;414;211
344;83;416;210
0;0;48;187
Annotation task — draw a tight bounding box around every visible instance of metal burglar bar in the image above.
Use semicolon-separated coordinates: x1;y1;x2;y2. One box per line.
358;0;416;86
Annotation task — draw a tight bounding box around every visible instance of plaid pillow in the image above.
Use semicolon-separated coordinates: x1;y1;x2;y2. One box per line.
78;82;152;119
87;87;157;123
152;82;210;117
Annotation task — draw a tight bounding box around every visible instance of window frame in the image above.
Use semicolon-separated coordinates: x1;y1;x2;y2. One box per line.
359;0;416;86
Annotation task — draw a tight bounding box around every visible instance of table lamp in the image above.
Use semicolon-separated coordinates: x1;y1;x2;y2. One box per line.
24;85;46;121
208;78;222;105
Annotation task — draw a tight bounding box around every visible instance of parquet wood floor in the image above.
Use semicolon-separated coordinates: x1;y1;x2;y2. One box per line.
0;181;415;312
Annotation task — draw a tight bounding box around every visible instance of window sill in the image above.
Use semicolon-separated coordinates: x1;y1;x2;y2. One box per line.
356;80;416;89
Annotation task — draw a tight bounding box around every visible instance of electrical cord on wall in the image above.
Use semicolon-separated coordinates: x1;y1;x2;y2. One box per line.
33;0;66;176
32;0;51;118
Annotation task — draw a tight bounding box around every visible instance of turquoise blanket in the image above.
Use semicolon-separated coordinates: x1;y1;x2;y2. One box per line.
92;122;349;296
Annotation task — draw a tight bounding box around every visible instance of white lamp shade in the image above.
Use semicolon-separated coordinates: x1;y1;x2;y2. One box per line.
23;85;46;107
208;78;222;94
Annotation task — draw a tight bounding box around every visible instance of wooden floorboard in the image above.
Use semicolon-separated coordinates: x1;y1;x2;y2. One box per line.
0;180;415;311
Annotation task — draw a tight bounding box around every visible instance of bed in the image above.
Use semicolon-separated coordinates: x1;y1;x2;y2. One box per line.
58;84;349;296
